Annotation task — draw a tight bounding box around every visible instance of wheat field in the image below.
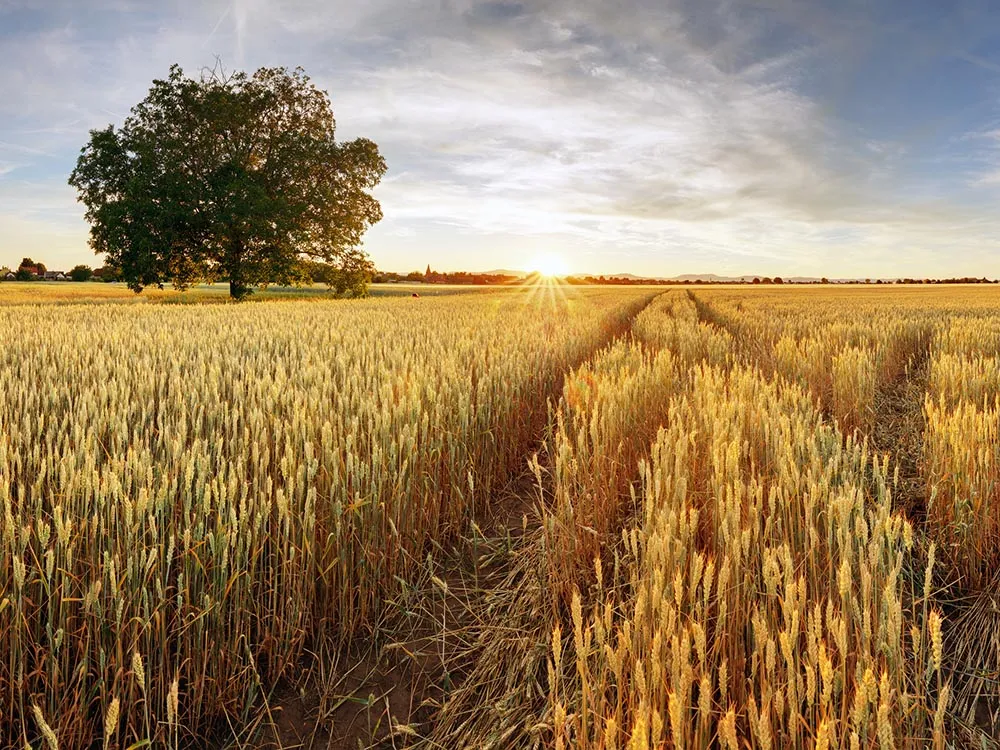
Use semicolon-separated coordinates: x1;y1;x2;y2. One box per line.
2;283;1000;747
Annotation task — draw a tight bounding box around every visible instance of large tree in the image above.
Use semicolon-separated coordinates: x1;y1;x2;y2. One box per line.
69;64;386;300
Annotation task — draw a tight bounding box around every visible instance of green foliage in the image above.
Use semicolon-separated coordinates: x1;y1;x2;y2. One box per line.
18;257;45;277
299;249;374;298
93;265;122;282
69;64;387;300
15;258;44;281
331;251;375;298
69;265;94;282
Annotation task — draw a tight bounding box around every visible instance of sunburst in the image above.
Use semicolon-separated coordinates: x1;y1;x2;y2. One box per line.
526;253;569;278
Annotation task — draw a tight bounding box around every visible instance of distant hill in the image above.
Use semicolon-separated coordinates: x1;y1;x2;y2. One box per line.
387;268;979;284
669;273;754;282
484;268;530;278
646;273;863;283
666;275;905;283
586;272;766;282
577;272;763;282
603;272;645;280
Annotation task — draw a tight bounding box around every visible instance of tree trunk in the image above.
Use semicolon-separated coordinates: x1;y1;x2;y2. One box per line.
229;277;250;301
228;237;250;301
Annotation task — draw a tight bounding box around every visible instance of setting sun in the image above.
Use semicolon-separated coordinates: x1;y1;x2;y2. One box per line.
527;253;569;277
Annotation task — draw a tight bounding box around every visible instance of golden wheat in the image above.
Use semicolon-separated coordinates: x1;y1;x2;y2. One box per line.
0;285;654;746
9;282;1000;747
539;285;975;749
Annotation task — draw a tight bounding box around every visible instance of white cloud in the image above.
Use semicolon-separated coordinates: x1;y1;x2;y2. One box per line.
315;0;1000;275
2;0;1000;276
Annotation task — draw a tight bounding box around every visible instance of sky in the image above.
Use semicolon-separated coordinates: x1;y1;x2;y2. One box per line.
3;0;1000;278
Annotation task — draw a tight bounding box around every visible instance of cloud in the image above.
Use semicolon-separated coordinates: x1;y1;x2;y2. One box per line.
2;0;1000;276
314;0;994;274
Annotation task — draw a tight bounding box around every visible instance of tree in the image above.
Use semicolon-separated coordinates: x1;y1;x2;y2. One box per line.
296;249;372;297
69;264;94;282
93;265;122;282
329;248;374;297
69;64;387;300
16;258;44;279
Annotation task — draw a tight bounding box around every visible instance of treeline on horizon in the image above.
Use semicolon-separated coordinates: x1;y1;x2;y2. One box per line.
5;257;998;288
384;268;1000;286
1;257;113;282
562;275;1000;286
3;257;373;296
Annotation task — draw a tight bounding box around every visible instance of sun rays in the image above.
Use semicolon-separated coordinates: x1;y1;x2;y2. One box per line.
513;253;577;309
519;270;579;311
526;253;569;278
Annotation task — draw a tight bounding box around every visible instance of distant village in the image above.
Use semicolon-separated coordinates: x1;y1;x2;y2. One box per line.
2;258;116;283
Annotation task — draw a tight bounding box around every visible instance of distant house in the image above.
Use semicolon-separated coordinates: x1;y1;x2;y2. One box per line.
3;271;14;281
43;271;68;281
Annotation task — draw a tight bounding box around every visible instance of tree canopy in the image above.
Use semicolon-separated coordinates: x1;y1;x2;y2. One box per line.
15;258;44;280
69;265;94;282
69;64;387;300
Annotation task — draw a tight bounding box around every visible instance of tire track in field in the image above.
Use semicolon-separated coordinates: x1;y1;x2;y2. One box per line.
425;288;754;749
687;291;969;744
645;291;1000;746
689;290;981;743
263;291;664;750
688;289;932;514
870;343;930;522
421;291;672;748
411;291;672;750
